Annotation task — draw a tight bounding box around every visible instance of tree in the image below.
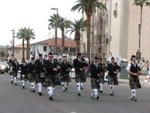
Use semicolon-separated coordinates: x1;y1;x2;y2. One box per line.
71;0;106;60
69;18;87;54
16;27;35;60
0;51;5;57
57;16;71;53
49;14;71;53
24;28;35;60
48;14;60;54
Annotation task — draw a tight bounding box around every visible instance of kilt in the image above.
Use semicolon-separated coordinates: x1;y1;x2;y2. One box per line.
99;76;104;84
91;78;100;89
62;73;70;82
129;75;141;89
20;74;28;81
75;72;86;82
11;71;17;77
28;73;36;82
45;75;59;86
108;75;118;85
35;73;45;83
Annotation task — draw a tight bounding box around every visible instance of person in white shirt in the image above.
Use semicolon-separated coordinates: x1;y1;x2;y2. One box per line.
126;55;141;102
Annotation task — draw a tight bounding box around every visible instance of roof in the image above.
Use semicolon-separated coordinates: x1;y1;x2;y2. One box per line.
32;38;77;48
14;44;27;49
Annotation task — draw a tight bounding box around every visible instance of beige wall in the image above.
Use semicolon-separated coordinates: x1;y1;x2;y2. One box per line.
127;0;150;60
81;0;150;60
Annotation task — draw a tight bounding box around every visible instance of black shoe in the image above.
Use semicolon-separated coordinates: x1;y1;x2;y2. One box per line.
22;86;25;89
49;96;53;101
38;92;42;96
81;87;83;90
91;96;94;99
96;96;99;100
131;96;137;102
110;93;114;96
77;93;81;96
14;83;17;86
99;90;103;94
32;89;35;93
11;81;14;84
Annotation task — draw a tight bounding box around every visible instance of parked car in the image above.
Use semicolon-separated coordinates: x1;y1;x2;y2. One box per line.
0;61;9;73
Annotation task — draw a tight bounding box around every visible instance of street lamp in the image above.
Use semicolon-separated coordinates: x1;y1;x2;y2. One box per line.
51;8;58;55
10;29;15;56
134;0;150;61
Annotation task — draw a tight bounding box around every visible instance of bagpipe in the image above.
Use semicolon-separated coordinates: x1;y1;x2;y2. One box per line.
139;58;149;71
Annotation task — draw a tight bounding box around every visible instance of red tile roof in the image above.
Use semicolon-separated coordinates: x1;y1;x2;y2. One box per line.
13;44;27;49
33;38;77;48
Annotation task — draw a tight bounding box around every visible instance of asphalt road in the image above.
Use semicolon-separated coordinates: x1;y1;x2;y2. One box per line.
0;74;150;113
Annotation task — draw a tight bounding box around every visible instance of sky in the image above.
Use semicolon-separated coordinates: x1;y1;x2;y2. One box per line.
0;0;81;46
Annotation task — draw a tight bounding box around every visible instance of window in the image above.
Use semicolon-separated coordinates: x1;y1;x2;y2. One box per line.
43;46;47;52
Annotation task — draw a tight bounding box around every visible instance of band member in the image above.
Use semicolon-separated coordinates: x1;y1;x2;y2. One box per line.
45;52;59;101
126;55;141;102
73;53;87;96
60;54;72;92
35;54;46;96
107;57;121;96
98;58;106;93
27;57;36;92
90;56;101;100
19;59;28;89
8;54;19;85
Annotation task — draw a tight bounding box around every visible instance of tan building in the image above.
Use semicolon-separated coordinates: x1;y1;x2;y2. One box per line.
8;44;27;61
81;0;150;60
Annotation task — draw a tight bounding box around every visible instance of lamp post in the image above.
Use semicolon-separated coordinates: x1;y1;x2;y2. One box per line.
51;8;58;55
10;29;15;56
135;0;150;61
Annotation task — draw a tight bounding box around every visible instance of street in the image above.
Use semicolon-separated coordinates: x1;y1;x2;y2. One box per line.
0;74;150;113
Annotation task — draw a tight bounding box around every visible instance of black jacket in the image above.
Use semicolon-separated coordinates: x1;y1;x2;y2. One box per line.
35;59;46;74
107;62;121;76
73;58;86;73
60;61;72;75
90;62;101;79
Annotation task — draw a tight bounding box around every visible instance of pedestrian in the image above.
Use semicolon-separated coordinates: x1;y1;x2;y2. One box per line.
90;56;101;100
27;57;36;92
98;58;106;94
8;54;19;85
19;59;28;89
45;52;59;101
73;53;87;96
60;54;72;92
35;54;46;96
107;57;121;96
126;55;141;102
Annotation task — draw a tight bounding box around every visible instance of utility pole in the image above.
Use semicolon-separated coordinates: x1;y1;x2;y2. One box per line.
11;29;15;56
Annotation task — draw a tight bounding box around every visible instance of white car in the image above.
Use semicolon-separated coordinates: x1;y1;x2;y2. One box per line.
0;62;7;73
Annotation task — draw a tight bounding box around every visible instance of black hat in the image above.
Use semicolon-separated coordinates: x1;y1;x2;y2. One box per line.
39;54;42;57
111;57;115;60
77;53;81;56
31;57;35;60
131;55;136;59
49;52;53;55
94;56;99;60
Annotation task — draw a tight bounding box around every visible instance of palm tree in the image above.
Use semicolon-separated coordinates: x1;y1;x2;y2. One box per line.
16;27;35;60
24;28;35;60
71;0;106;60
69;18;87;54
57;16;71;53
48;14;60;54
16;28;26;60
134;0;150;60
